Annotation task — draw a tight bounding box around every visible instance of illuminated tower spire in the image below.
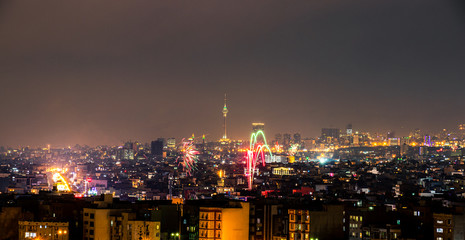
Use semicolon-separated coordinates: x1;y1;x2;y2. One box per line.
222;94;228;139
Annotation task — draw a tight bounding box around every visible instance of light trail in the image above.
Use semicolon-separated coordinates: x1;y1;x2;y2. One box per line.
246;130;272;190
52;172;71;192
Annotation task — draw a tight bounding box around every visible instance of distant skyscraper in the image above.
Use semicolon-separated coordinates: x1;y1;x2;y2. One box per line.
275;133;282;144
293;133;301;144
387;131;395;139
252;123;266;145
151;140;164;156
321;128;340;140
346;124;353;136
166;138;176;148
459;124;465;138
413;128;421;139
283;133;291;148
222;94;228;139
252;123;265;133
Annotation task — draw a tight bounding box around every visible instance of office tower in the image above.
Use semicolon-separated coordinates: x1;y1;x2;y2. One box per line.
346;123;353;136
460;124;465;138
151;140;164;157
275;133;282;145
252;123;265;133
166;138;176;149
413;128;421;139
283;133;291;148
117;143;135;160
124;142;136;151
321;128;340;140
293;133;301;144
387;131;395;139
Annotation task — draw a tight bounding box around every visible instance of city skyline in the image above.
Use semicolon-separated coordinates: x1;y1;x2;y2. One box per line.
2;2;465;239
1;0;465;146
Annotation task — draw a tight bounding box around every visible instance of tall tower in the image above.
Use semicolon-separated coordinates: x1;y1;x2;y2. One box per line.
222;94;228;139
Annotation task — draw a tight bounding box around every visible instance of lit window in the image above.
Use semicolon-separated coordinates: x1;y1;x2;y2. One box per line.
437;228;443;233
25;232;37;238
437;220;443;224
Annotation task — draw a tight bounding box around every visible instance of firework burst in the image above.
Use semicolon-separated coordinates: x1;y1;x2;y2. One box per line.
288;144;299;156
179;138;199;176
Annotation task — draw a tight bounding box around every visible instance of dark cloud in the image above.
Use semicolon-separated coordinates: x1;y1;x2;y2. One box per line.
0;0;464;147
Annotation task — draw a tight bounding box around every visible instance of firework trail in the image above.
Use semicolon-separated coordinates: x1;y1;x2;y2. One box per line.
246;130;272;190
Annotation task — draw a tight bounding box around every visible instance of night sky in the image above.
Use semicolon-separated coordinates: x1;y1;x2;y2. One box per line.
1;0;465;147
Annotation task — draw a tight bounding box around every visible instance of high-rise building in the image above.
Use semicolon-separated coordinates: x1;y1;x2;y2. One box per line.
459;124;465;138
321;128;340;140
252;123;266;145
283;133;291;148
293;133;301;145
222;94;229;139
387;131;395;139
252;123;265;133
275;133;282;145
151;140;164;157
413;128;421;139
346;124;353;136
166;138;176;149
117;143;135;160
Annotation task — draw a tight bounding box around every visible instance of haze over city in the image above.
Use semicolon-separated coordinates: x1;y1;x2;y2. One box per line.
1;0;465;147
4;1;465;240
